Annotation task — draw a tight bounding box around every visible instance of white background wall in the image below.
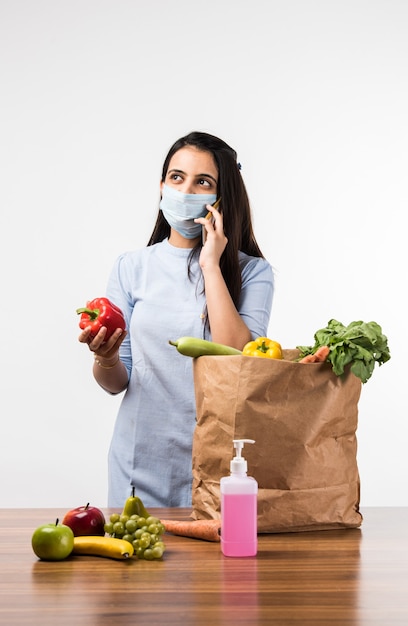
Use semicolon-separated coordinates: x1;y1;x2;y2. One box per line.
1;0;406;509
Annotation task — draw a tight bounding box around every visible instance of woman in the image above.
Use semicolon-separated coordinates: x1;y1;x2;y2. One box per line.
79;131;274;507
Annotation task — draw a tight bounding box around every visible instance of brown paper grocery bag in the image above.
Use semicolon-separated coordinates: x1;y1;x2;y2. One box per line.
191;351;363;533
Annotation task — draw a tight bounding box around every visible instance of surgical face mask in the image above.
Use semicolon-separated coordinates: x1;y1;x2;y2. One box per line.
160;184;217;239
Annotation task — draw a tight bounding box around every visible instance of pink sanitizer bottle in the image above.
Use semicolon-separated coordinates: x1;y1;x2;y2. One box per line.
220;438;258;557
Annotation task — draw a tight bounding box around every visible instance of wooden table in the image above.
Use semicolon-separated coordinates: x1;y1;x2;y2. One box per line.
1;508;407;625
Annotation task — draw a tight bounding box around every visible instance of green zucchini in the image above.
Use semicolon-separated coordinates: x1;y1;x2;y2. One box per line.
169;337;242;358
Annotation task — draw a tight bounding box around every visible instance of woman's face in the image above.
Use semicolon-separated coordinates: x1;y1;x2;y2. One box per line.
161;146;218;195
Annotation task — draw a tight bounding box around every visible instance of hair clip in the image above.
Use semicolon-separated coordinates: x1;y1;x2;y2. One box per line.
237;162;242;170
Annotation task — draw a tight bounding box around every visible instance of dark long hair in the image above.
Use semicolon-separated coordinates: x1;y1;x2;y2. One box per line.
147;131;265;310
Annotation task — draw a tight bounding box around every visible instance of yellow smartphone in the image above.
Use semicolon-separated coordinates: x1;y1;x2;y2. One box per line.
202;197;221;244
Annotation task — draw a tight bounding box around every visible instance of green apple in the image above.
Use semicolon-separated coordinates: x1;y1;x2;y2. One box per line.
31;518;74;561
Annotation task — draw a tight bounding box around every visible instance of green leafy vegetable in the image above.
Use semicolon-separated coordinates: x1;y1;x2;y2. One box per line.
297;319;391;384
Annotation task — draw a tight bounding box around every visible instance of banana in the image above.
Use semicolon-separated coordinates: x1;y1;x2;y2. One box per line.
72;536;134;559
169;337;242;358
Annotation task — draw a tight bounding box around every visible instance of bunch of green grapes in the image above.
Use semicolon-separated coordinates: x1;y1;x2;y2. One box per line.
104;513;166;560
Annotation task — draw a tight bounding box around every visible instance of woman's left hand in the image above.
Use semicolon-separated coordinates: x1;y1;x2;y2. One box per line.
195;205;228;269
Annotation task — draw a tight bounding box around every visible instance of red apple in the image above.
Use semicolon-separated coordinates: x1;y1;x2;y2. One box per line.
32;519;74;561
62;503;106;536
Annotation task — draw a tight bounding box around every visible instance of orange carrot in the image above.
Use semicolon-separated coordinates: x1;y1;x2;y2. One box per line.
160;519;221;542
299;345;330;363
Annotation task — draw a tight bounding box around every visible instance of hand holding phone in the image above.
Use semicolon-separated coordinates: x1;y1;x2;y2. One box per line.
202;197;221;244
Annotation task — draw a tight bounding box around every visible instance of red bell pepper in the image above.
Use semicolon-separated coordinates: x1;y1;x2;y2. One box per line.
76;297;126;341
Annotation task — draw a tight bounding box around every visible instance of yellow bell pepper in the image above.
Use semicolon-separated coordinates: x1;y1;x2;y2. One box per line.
242;337;283;359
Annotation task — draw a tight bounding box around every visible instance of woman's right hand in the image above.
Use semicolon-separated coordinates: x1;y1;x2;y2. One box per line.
196;204;228;270
78;326;127;363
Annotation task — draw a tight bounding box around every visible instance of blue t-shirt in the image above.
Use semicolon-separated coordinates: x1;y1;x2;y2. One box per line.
106;238;274;507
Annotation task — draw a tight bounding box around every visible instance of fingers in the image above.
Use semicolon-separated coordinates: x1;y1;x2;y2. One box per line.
196;204;221;228
78;326;126;356
78;326;107;348
206;204;222;225
78;326;95;344
196;204;225;245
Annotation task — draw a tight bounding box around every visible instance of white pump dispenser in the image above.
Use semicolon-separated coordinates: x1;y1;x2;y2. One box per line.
230;438;254;474
220;438;258;557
